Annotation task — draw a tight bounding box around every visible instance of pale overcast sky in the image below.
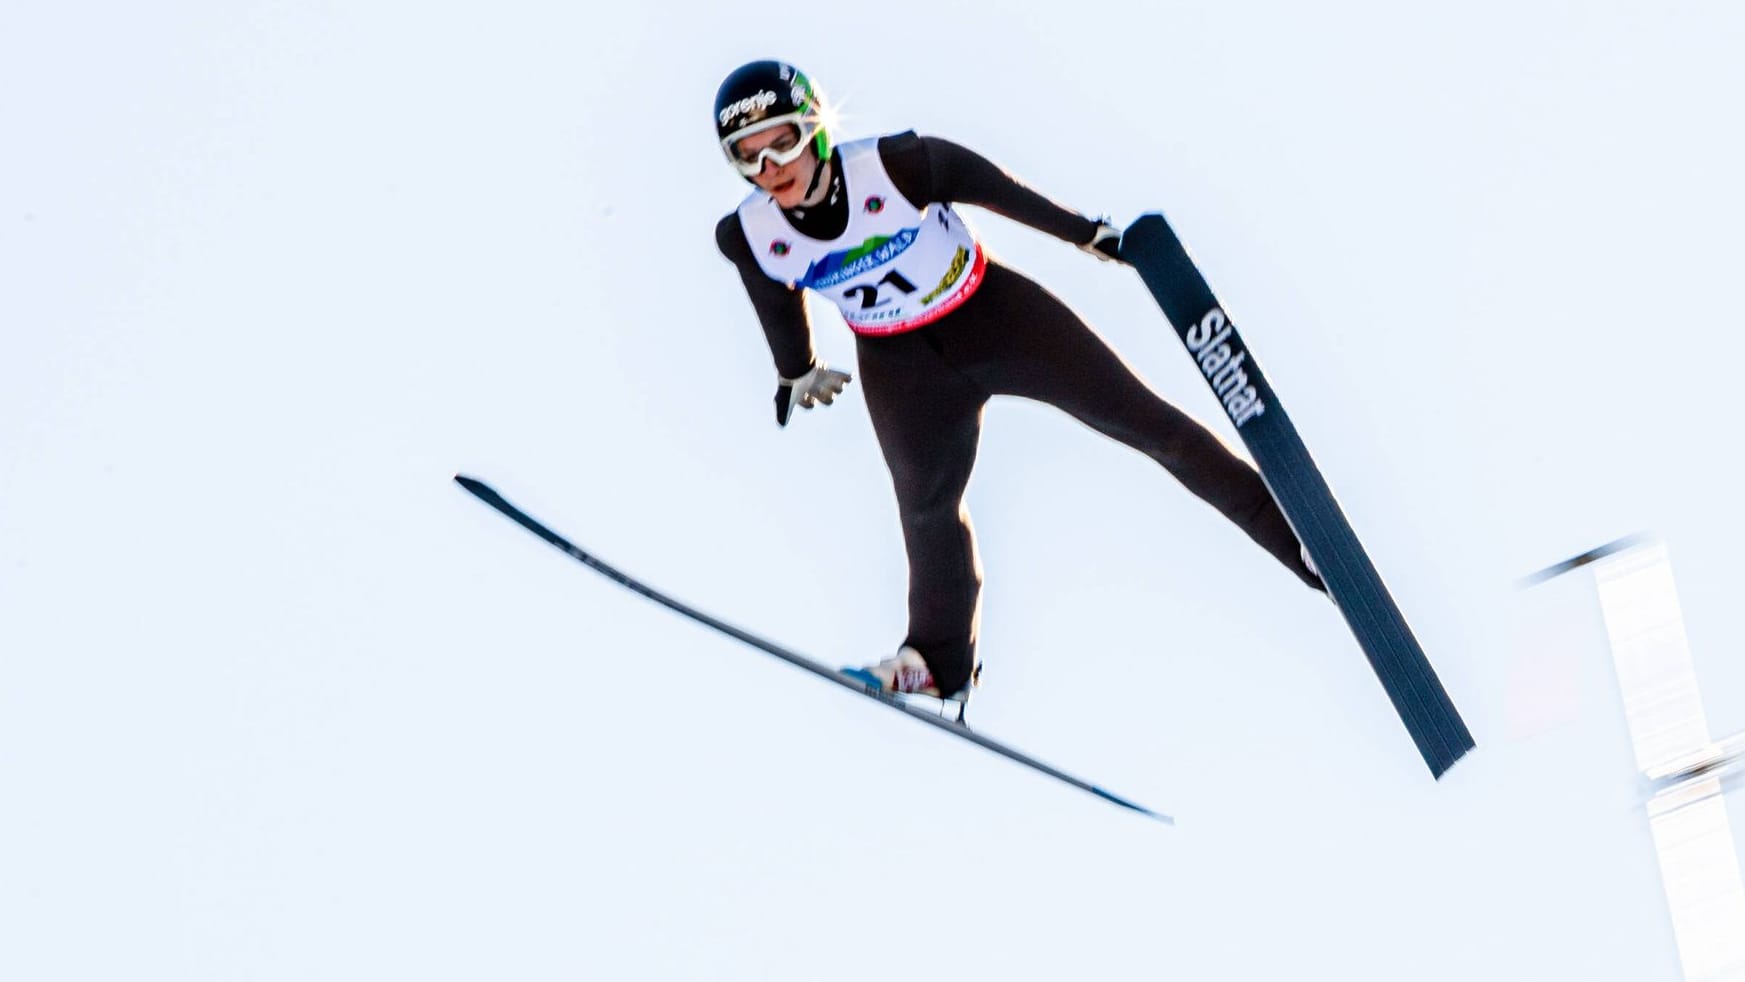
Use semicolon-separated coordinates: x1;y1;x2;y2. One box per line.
5;2;1743;979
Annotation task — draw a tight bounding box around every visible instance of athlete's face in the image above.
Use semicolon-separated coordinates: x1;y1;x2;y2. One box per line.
738;125;819;208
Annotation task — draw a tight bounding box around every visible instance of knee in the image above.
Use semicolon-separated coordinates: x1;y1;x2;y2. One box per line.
901;499;974;550
1081;393;1193;461
895;470;973;526
1136;406;1235;470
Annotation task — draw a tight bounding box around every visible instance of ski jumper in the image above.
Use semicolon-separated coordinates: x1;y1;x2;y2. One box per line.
717;132;1321;695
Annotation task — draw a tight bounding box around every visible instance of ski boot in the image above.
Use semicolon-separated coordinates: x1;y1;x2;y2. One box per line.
842;646;982;723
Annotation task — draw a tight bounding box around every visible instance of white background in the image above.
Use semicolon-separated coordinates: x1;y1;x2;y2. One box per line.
4;2;1743;979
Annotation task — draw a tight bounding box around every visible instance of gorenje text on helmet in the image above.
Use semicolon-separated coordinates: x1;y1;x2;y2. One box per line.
719;90;780;128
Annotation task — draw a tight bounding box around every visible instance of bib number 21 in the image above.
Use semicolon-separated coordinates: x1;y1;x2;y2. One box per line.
842;271;916;310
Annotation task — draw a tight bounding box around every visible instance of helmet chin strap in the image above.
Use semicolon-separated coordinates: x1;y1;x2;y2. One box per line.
798;149;831;204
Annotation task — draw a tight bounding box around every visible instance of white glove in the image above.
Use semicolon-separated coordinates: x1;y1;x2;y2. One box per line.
1080;220;1125;263
774;362;853;426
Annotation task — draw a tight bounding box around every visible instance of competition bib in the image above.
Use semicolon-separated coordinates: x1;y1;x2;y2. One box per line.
738;137;986;336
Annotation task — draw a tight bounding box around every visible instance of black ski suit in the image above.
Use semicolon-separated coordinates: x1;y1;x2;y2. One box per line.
717;132;1321;695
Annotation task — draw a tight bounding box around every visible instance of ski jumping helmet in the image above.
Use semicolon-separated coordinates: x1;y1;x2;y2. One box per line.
714;60;831;178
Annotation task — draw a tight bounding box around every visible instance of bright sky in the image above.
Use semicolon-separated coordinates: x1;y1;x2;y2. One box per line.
5;2;1744;979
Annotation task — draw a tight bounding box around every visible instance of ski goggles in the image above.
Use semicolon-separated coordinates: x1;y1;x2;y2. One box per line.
722;115;816;176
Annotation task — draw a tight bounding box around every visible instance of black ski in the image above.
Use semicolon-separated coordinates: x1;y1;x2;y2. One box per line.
1121;213;1475;778
454;475;1172;823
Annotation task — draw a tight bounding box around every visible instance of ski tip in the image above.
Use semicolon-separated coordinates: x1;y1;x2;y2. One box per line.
1123;212;1168;234
453;474;492;497
1519;532;1655;587
1092;786;1175;826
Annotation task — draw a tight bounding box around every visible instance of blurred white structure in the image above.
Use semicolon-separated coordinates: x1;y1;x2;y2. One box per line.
1589;541;1745;982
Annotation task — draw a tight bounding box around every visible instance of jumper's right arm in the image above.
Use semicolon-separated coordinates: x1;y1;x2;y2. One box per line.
716;213;817;380
715;214;850;426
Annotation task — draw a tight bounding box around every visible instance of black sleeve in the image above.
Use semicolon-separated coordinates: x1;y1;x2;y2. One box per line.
877;131;1100;247
715;212;816;381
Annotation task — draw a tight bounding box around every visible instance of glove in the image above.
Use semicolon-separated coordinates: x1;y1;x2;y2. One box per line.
1079;219;1125;263
774;361;853;427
